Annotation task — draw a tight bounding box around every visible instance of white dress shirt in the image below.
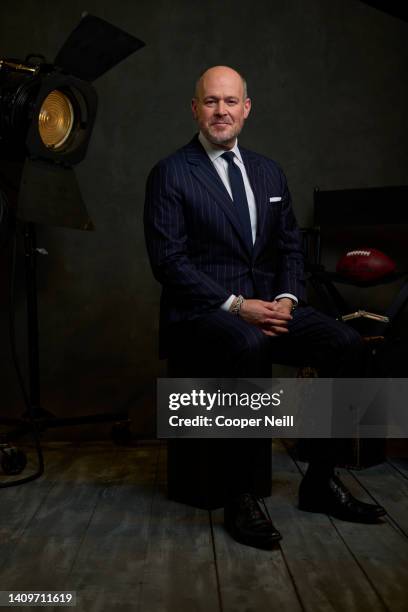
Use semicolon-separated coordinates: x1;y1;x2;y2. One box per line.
198;132;297;311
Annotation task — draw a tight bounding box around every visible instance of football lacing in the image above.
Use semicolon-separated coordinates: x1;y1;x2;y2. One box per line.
346;250;371;257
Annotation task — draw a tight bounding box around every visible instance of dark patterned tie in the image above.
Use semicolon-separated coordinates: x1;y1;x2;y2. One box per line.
221;151;253;251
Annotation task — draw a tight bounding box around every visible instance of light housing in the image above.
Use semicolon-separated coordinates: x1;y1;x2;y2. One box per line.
0;13;144;229
25;71;97;165
0;61;97;166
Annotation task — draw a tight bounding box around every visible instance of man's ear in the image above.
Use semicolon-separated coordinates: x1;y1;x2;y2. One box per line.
191;98;198;120
243;97;251;119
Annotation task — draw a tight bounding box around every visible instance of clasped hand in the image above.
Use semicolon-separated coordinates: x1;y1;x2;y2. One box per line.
239;298;293;336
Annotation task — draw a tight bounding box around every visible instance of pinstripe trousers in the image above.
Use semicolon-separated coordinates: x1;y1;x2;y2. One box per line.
168;306;366;495
170;305;364;377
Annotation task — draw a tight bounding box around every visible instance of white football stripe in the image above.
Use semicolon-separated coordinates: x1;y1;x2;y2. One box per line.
347;250;371;257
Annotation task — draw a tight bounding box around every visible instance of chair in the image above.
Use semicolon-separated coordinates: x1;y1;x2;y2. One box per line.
308;186;408;338
301;185;408;467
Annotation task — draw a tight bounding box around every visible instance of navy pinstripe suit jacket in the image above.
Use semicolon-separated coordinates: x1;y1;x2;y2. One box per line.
144;135;305;352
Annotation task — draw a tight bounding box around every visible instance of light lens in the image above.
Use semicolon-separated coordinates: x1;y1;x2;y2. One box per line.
38;90;74;149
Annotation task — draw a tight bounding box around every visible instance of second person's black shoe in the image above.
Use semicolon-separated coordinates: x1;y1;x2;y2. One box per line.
298;474;386;523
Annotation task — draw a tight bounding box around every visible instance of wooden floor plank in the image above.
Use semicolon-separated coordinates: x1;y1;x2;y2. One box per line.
387;457;408;480
211;504;303;612
207;441;302;612
64;443;160;603
268;441;385;612
0;444;122;591
0;443;74;529
349;461;408;537
136;446;220;612
54;586;144;612
2;440;407;612
0;443;76;581
291;450;408;612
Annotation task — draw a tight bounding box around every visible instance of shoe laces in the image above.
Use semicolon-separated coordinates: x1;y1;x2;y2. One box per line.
259;496;273;522
330;473;352;502
240;493;271;523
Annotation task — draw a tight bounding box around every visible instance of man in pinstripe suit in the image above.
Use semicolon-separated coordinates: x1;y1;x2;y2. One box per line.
144;66;385;549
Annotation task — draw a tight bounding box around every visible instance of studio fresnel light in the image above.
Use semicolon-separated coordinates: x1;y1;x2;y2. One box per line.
0;15;144;484
0;58;96;166
0;56;97;228
0;14;144;228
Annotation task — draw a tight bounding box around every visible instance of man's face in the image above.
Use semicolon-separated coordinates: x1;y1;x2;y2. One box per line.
192;67;251;149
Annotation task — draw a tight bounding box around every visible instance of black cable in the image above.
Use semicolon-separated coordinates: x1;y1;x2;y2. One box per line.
0;189;44;487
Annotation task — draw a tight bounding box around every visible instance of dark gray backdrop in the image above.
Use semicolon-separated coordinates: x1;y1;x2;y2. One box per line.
0;0;407;437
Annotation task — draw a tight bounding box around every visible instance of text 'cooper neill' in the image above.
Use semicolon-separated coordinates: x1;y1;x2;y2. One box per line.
169;415;294;429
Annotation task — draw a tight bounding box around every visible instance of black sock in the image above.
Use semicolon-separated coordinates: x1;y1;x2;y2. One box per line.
305;461;335;482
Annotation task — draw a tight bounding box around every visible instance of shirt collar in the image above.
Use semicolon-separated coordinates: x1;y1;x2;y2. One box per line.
198;132;243;165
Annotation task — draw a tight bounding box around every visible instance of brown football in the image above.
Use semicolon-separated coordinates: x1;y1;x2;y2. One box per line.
336;248;396;282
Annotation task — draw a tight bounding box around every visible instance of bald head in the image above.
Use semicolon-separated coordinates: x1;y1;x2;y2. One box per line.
194;66;248;100
192;66;251;149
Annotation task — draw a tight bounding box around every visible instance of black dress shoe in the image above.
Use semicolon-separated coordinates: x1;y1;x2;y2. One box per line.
224;493;282;549
298;474;386;523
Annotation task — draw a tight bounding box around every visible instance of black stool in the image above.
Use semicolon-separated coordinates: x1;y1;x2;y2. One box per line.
166;350;272;510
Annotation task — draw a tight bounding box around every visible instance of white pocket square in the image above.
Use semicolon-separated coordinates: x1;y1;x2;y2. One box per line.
269;196;282;202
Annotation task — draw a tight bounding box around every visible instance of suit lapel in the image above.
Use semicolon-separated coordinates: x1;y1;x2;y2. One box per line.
184;137;252;257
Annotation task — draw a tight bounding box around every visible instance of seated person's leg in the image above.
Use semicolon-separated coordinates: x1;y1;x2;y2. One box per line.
269;305;385;522
170;309;271;377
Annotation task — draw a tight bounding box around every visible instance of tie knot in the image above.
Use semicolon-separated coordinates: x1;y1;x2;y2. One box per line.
221;151;235;165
